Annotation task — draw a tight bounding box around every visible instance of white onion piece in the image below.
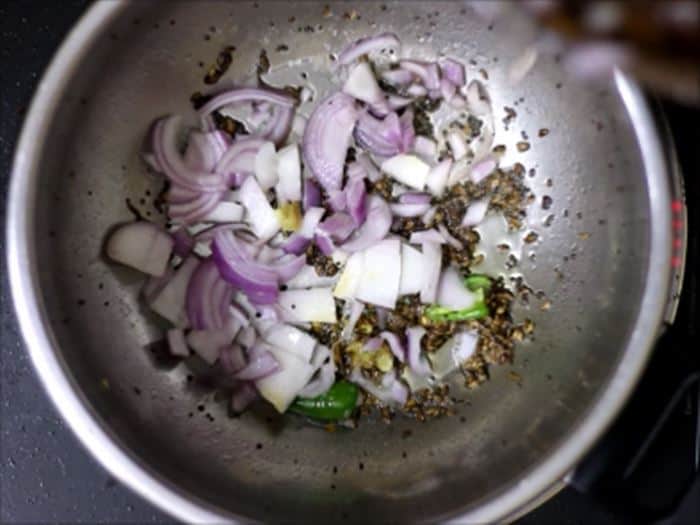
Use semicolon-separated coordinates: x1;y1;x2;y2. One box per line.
275;143;302;203
447;157;471;188
235;325;257;348
201;202;245;223
429;331;478;380
278;288;337;323
401;366;433;392
381;68;414;86
447;130;469;160
437;224;462;250
184;130;229;172
256;347;316;412
167;329;190;357
471;121;495;163
413;136;437;160
257;244;284;263
406;326;431;376
263;324;317;362
421;205;437;224
462;198;490;227
299;345;336;399
387;94;413;110
342;300;365;340
409;229;445;245
350;369;407;407
187;318;240;365
399;243;424;295
106;222;173;277
147;257;199;327
436;266;480;310
508;45;538;85
286;264;338;290
381;154;430;190
343;62;385;107
419;242;442;304
341;195;391;252
239;176;280;240
355;239;401;309
407;84;428;97
333;251;365;300
470;157;497;184
141;267;174;304
426;158;453;197
356;152;382;183
254;141;278;190
389;203;432;217
466;80;492;117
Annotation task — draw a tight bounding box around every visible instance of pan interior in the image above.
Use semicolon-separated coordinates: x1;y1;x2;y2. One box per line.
28;2;651;521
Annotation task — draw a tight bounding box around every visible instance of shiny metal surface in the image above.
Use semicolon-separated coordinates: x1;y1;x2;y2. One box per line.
7;1;675;523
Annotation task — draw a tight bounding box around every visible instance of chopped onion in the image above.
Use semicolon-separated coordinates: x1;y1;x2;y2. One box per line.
346;176;367;226
106;221;173;277
447;157;471;188
440;77;457;102
390;202;432;217
429;331;478;380
184;130;229;172
201;201;245;223
387;94;413;110
354;111;403;157
343;62;385;107
400;60;440;90
168;191;223;225
317;212;355;242
254;141;278;190
171;228;194;257
399;192;431;205
216;137;267;186
147;257;199;327
314;232;336;256
399;243;425;295
381;68;414;86
278;288;337;323
447;130;469;160
462;198;489;227
256;347;315;413
437;223;462;250
426;158;453;197
421;205;437;224
239;176;281;240
413;136;437;160
275;143;302;203
197;86;296;116
380;331;405;362
399;108;415;152
303;92;358;193
350;369;407;406
341;195;391;252
466;80;491;117
406;84;428;97
355;239;401;309
419;242;442;304
187;318;240;365
186;259;236;330
235;326;257;349
381;154;430;190
234;344;280;380
342;300;365;340
302;179;322;211
470;157;497;184
439;58;466;87
356;152;382;183
220;344;247;374
406;326;431;376
436;266;480;309
333;251;365;300
409;228;445;245
336;32;401;66
167;329;189;357
299;345;335;398
471;121;495;163
286;264;338;290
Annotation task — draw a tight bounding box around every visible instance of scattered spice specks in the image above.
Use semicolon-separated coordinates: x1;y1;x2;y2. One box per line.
516;141;530;152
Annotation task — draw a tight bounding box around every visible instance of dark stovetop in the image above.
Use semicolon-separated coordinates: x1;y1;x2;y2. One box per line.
1;2;697;523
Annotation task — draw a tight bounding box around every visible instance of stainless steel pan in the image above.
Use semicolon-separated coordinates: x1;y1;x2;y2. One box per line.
7;1;681;522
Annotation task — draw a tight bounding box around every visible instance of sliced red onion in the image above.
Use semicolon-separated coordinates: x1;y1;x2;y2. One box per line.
269;253;306;282
184;130;230;172
381;68;414;86
235;326;257;349
275;143;302;202
399;243;424;295
421;205;437;224
464;211;497;242
230;382;258;413
258;105;294;146
147;256;199;328
356;152;382;183
429;331;478;380
255;347;315;412
229;303;250;328
406;84;428;97
399;192;431;205
187;318;240;365
212;230;279;305
355;238;401;309
291;114;307;140
193;223;252;243
234;344;280;380
399;108;415;152
197;87;296;116
413;136;437;160
437;223;462;250
302;179;322;211
471;121;495;163
303;92;358;193
186;259;234;330
282;206;325;254
286;264;338;289
349;369;407;407
346;176;367;226
447;130;469;160
333;251;364;300
239;175;281;240
419;242;442;304
106;221;174;277
336;32;401;66
317;212;355;242
167;184;203;204
171;228;194;257
153;116;227;191
354;111;403;157
400;60;440;90
440;58;466;87
167;329;190;357
220;344;247;374
341;300;365;340
326;189;347;212
341;195;391;252
343;62;386;108
381;154;430;190
346;161;366;180
447;157;471;188
216;137;267;186
281;234;310;256
254;141;278;190
470;157;497;183
299;345;335;398
380;331;405;362
168;191;223;225
363;337;383;352
387;94;413;110
257;244;284;263
406;326;431;376
466;80;492;117
263;324;317;362
409;229;445;245
314;231;336;256
440;78;457;102
390;202;432;217
201;201;245;223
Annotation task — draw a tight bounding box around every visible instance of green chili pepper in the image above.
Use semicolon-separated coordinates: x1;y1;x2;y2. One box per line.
464;273;492;292
290;381;359;421
425;290;489;322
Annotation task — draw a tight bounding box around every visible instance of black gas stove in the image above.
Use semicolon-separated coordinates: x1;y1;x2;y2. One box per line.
0;2;697;523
